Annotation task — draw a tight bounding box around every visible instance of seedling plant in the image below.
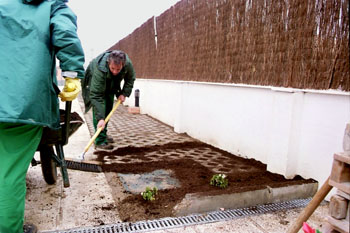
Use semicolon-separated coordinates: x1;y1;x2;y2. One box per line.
210;174;228;189
141;187;158;201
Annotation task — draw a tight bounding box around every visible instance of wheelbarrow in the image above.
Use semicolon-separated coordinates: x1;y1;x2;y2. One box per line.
32;101;84;188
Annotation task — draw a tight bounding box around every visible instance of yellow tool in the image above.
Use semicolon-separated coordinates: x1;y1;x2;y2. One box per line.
78;100;121;160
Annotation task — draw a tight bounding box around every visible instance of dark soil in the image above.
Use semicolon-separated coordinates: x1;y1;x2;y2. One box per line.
59;110;84;123
94;141;317;222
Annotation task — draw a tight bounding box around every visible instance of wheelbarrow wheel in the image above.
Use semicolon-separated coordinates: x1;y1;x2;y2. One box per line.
40;146;57;185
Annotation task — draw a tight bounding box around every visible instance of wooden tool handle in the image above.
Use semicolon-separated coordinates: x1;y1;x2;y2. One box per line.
83;100;121;153
287;177;333;233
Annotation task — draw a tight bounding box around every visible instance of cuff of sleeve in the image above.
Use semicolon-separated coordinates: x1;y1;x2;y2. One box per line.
121;91;130;97
96;112;105;122
62;71;78;78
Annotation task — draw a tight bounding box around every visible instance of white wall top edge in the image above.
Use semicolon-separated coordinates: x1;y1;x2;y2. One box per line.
137;78;350;96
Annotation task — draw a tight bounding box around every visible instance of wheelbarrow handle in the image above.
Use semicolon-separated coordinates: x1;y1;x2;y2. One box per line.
63;101;72;145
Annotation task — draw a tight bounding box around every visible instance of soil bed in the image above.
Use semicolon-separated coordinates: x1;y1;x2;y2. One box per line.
94;142;316;222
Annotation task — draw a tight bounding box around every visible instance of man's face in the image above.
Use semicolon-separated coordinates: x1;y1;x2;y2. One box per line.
109;61;123;76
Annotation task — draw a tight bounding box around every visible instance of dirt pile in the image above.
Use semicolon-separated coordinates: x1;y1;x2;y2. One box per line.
94;142;316;222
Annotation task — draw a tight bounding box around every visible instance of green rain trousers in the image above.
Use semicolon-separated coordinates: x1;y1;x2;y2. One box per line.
93;93;114;145
0;123;43;233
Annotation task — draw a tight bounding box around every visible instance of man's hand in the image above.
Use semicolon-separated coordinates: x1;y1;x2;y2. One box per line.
118;95;125;103
97;119;106;130
59;78;81;101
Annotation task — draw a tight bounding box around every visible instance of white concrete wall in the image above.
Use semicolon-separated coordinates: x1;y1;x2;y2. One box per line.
125;79;350;194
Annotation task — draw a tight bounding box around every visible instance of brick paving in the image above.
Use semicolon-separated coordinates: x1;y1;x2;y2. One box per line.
80;99;260;175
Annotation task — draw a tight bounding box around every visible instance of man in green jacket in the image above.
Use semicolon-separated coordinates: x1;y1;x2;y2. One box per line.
0;0;85;232
82;50;136;150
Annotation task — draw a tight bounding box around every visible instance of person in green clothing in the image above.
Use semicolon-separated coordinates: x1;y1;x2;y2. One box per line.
0;0;85;232
82;50;136;150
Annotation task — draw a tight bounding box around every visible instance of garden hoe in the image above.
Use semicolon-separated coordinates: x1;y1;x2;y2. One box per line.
65;100;121;172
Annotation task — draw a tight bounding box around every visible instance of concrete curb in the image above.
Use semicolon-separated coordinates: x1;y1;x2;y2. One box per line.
173;182;318;216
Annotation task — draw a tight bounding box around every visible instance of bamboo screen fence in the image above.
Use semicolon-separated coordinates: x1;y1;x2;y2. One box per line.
110;0;349;91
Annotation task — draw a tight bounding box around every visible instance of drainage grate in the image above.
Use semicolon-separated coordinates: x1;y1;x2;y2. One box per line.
43;198;311;233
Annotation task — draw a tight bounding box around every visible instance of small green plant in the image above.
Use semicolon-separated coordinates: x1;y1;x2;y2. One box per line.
210;174;228;188
141;187;158;201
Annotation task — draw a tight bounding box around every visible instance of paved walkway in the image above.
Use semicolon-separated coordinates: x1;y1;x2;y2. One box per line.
25;98;329;232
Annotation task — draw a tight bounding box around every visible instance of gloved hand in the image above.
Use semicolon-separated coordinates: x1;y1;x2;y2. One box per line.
59;77;81;101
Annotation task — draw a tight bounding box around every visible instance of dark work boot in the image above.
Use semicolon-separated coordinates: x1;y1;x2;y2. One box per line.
23;223;38;233
95;142;114;151
107;135;114;143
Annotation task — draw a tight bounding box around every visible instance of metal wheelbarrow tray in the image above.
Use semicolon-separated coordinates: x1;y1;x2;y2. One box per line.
34;102;84;187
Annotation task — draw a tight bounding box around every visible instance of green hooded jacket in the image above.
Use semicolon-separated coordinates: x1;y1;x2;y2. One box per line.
82;51;136;121
0;0;85;129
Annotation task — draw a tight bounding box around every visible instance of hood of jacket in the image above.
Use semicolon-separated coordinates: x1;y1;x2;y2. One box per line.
97;51;111;73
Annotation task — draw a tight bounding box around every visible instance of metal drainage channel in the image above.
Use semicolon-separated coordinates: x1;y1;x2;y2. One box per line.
44;198;311;233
